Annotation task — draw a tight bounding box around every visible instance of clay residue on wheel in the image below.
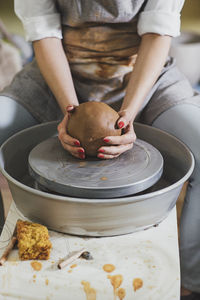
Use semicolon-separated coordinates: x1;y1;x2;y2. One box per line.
79;162;87;167
100;176;108;181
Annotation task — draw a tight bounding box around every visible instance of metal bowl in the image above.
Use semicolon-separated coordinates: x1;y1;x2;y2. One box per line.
0;121;194;236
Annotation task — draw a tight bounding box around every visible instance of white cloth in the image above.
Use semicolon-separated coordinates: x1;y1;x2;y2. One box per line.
0;202;180;299
14;0;185;42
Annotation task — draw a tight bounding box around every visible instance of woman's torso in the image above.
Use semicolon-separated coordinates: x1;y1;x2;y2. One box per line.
56;0;146;103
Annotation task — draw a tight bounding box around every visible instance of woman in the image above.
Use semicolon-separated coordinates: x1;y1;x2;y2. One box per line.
0;1;200;298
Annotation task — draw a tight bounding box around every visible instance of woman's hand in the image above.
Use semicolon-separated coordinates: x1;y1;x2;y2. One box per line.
97;109;136;159
57;105;85;159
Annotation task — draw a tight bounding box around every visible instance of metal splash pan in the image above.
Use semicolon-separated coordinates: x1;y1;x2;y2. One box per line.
28;136;163;198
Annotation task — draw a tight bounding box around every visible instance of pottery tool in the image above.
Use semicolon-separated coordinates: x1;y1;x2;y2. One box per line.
0;227;17;266
58;248;93;269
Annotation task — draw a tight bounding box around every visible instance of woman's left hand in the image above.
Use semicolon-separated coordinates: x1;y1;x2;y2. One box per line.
97;109;136;159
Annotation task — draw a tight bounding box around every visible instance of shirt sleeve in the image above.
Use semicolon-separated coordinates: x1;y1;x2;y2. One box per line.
14;0;62;42
137;0;185;37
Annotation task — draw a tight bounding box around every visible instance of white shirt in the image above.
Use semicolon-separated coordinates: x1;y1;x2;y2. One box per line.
14;0;185;42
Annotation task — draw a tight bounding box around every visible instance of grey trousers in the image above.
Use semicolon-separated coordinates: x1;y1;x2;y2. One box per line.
1;95;200;292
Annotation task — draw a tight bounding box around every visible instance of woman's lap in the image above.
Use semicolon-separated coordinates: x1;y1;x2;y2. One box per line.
0;95;39;146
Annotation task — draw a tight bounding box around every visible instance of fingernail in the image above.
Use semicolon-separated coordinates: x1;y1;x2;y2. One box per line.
98;149;105;153
74;141;80;146
98;154;104;158
103;138;110;143
66;105;73;110
79;154;85;159
118;121;125;129
78;149;85;154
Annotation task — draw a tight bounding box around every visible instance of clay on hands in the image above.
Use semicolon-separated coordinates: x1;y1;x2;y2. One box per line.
67;101;122;156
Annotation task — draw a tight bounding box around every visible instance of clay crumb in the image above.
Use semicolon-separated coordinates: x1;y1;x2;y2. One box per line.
133;278;143;292
79;162;87;167
70;264;77;268
118;287;126;300
107;274;123;289
103;264;115;273
31;261;42;271
81;281;96;300
100;176;108;181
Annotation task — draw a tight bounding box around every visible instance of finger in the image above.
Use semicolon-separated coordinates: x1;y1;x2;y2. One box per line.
60;141;85;159
66;105;78;113
117;117;127;129
57;123;62;131
58;114;81;147
57;114;68;137
117;110;133;129
97;153;120;160
59;129;81;147
103;130;136;145
98;143;133;156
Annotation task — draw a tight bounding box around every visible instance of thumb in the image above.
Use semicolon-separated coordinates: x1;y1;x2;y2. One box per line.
66;105;78;122
117;110;131;129
66;104;78;113
59;113;68;133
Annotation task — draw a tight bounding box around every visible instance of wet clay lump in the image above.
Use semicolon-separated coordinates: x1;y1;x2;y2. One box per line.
67;102;121;156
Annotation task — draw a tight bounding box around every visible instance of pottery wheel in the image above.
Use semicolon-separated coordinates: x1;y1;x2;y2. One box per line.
28;136;163;198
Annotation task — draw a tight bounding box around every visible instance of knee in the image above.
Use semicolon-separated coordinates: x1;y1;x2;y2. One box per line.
0;96;18;129
152;104;200;169
0;96;38;145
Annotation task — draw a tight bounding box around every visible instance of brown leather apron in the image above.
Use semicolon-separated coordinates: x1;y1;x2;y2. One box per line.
58;0;145;104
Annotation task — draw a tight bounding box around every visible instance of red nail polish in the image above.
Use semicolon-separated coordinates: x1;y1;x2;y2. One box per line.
103;138;110;143
98;149;105;153
118;121;125;129
78;149;84;154
74;141;80;146
79;154;85;159
98;154;104;158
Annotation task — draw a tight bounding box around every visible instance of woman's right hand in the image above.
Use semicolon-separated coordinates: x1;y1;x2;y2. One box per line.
57;105;85;159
